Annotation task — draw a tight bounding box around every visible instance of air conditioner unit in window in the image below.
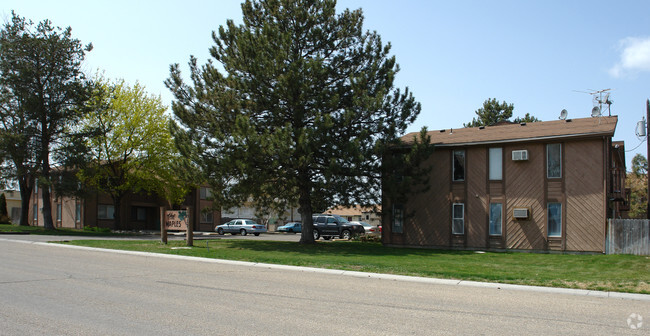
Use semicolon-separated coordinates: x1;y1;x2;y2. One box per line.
513;208;529;219
512;150;528;161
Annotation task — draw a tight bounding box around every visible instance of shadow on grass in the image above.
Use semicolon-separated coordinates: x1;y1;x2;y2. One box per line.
0;224;139;237
217;239;479;258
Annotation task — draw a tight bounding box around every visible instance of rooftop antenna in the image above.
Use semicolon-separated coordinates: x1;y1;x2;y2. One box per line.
573;88;613;116
559;109;568;120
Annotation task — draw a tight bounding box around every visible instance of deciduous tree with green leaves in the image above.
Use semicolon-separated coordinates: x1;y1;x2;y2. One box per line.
0;12;92;229
627;153;648;219
166;0;426;244
464;98;539;127
78;78;189;229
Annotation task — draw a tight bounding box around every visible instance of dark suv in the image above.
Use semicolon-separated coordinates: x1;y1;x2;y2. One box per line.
312;214;365;240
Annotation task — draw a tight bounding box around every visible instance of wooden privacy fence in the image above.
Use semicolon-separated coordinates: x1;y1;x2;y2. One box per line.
606;219;650;255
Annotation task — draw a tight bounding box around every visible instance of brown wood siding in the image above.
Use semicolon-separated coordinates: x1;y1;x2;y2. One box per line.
504;143;546;250
403;150;451;246
565;140;606;252
467;147;488;248
547;181;563;200
489;182;503;196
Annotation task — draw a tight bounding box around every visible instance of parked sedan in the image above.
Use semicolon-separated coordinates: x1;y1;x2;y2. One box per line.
350;221;380;236
215;219;267;236
277;222;301;233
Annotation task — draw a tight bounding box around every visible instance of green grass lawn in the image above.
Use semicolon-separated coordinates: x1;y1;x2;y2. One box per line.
59;238;650;294
0;224;134;236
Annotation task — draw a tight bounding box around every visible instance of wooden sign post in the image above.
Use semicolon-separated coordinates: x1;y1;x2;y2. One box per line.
162;209;193;247
185;208;193;247
160;207;167;244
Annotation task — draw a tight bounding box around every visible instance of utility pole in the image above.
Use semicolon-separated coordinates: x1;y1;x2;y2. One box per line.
647;99;650;219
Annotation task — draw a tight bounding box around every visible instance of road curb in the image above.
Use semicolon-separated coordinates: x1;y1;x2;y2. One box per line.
3;237;649;302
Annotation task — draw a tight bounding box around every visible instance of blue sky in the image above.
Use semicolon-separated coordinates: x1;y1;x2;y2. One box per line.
3;1;650;168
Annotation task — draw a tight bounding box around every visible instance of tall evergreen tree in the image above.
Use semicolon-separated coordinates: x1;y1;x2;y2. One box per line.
167;0;424;243
464;98;540;127
0;12;92;229
464;98;514;127
513;113;540;124
0;71;39;226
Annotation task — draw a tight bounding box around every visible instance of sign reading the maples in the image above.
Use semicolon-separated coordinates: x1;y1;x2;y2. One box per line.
164;210;188;231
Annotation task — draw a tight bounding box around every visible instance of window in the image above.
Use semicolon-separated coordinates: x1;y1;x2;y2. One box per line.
453;150;465;181
200;187;212;200
489;203;502;235
75;203;81;222
98;204;115;220
11;207;21;223
452;203;464;234
547;144;561;178
548;203;562;237
33;204;38;221
56;204;62;222
131;207;146;221
200;210;214;223
392;204;403;234
489;148;502;180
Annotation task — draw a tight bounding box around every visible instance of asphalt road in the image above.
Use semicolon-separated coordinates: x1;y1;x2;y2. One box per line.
0;237;648;335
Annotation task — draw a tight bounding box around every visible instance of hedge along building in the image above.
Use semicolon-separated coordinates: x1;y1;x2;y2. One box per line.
383;116;628;252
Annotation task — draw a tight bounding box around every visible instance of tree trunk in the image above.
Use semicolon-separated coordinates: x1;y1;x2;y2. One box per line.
41;183;54;229
40;148;55;229
298;172;315;244
40;118;55;229
17;176;33;226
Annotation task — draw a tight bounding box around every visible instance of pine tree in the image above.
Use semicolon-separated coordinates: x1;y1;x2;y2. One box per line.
0;12;92;229
167;0;424;243
464;98;539;127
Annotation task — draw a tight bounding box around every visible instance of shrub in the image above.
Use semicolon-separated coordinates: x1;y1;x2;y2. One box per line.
83;225;111;233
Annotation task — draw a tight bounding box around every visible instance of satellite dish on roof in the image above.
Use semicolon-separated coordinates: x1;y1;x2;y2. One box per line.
591;106;601;117
559;109;568;120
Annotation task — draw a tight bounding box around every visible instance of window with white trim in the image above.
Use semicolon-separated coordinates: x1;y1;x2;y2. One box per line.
452;203;464;234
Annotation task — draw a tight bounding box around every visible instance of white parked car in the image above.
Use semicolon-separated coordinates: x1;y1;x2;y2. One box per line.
215;219;267;236
350;221;380;236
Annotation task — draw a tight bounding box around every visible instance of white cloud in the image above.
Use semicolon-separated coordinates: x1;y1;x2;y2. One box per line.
609;37;650;78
